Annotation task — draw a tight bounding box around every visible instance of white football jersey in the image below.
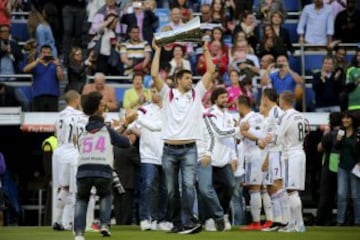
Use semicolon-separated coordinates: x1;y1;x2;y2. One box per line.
74;112;89;141
240;111;264;149
55;106;83;148
275;108;306;151
264;105;284;151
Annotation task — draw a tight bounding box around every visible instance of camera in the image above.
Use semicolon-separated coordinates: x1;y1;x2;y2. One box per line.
43;55;54;62
112;170;125;194
274;63;283;68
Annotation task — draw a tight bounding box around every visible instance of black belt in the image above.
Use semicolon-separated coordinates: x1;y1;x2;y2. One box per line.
164;142;196;149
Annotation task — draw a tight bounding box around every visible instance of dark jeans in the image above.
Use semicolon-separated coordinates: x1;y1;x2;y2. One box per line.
32;95;59;112
74;177;112;235
162;143;198;227
212;165;235;215
113;189;135;225
62;5;86;65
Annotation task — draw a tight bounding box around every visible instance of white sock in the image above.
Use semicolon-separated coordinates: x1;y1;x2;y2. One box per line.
278;189;290;225
62;192;75;229
86;194;96;227
250;190;261;222
54;189;67;223
270;191;282;223
288;191;304;228
261;190;273;221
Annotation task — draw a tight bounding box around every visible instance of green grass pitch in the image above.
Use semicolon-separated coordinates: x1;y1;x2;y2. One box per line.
0;226;360;240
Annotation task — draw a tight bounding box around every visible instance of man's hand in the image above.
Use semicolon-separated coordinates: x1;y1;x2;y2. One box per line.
231;160;238;172
262;155;269;172
240;121;250;131
258;139;267;149
152;38;161;51
200;155;211;167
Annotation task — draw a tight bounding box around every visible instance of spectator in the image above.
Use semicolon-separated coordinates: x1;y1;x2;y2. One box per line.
27;8;58;57
197;40;228;76
62;0;87;65
227;69;252;112
0;82;29;111
312;55;343;112
200;4;212;23
92;12;122;75
256;24;287;59
254;0;287;21
324;0;346;18
269;10;294;55
65;47;88;94
86;0;106;28
120;0;159;45
158;25;175;70
334;0;360;43
169;44;191;76
233;0;253;19
82;72;118;112
345;48;360;120
297;0;334;45
334;111;360;226
89;0;121;37
120;25;152;76
23;44;64;112
210;27;229;59
233;11;258;52
122;72;151;110
0;0;11;27
261;54;303;94
259;54;275;79
170;0;193;23
316;111;342;226
0;24;23;81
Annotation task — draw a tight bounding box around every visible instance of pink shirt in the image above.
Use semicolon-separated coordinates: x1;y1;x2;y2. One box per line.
227;85;253;111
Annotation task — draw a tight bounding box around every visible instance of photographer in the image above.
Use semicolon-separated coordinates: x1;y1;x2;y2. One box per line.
23;44;64;112
261;54;303;95
0;24;23;81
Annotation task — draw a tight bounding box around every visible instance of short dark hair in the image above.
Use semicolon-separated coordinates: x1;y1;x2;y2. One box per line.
280;91;295;105
329;112;342;130
210;87;228;104
82;91;103;115
263;88;278;103
237;95;251;108
175;69;192;81
40;44;52;51
132;71;144;81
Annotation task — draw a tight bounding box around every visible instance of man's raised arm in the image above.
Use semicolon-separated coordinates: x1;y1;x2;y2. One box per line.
151;40;164;92
201;42;215;90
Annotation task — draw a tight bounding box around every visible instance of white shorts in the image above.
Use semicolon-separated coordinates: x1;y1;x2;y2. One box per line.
53;147;79;193
269;151;283;183
244;149;264;185
283;150;306;191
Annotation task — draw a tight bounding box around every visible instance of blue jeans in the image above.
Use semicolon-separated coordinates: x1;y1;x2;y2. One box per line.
139;163;168;222
231;176;246;225
196;163;224;222
337;167;360;224
162;144;197;227
74;177;112;235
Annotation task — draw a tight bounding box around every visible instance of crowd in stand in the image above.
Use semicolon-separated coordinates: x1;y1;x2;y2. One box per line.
1;0;360;236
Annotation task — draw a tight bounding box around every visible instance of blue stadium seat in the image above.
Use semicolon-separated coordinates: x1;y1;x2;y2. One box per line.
284;0;300;12
283;20;298;43
16;86;32;103
304;54;325;73
155;8;170;32
11;20;29;42
288;55;301;73
115;86;129;108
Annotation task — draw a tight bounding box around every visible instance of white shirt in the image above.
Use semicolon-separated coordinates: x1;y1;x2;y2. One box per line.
55;106;83;148
135;102;163;165
204;105;238;167
240;111;264;157
275;108;306;152
264;105;284;152
159;81;206;141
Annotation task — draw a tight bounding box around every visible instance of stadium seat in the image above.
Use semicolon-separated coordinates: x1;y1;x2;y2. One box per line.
304;53;326;74
11;20;29;42
16;85;32;103
284;0;300;12
155;8;170;32
283;20;298;43
114;85;130;108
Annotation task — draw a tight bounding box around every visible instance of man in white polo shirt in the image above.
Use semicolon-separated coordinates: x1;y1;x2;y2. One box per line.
151;39;214;234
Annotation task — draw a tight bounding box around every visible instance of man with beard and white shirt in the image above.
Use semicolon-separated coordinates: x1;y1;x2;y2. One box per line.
52;90;83;231
237;95;265;231
200;87;238;231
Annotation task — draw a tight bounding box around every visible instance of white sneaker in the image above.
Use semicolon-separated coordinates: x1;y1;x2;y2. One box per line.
140;220;152;231
74;236;85;240
158;221;172;231
278;224;295;232
151;221;158;230
224;214;231;231
205;218;216;231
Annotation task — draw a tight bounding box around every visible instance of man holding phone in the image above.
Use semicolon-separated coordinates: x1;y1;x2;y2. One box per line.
23;44;64;111
261;54;303;95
